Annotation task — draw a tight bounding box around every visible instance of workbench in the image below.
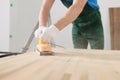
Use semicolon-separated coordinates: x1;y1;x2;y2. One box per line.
0;49;120;80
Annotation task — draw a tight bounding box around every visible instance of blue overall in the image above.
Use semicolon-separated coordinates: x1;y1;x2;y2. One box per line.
61;0;104;49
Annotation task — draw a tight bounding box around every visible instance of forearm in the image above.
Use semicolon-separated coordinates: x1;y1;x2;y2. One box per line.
54;0;87;30
39;0;55;26
39;9;49;26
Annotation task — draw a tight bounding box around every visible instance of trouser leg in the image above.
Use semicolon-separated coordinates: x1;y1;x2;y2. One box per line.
73;10;104;50
72;24;88;49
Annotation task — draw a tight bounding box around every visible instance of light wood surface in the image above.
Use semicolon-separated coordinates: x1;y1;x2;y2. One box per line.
109;7;120;50
0;49;120;80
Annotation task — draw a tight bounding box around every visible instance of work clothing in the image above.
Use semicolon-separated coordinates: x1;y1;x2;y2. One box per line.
39;25;59;43
66;0;99;9
61;0;104;49
34;26;47;38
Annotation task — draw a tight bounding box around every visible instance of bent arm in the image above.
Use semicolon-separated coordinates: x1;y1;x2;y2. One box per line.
54;0;87;30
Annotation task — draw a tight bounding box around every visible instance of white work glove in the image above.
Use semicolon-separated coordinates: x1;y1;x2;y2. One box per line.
39;25;59;43
34;26;47;38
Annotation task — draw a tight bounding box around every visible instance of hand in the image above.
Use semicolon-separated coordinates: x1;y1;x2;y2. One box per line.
34;26;47;38
39;25;59;43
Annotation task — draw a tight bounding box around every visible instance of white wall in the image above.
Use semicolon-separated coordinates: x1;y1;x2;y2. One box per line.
0;0;10;51
10;0;42;52
98;0;120;49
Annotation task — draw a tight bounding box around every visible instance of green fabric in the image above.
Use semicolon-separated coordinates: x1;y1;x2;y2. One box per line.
61;0;104;49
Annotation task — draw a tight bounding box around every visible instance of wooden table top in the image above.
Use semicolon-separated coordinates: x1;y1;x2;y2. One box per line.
0;49;120;80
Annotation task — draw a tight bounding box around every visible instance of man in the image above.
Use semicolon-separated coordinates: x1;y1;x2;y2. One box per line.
34;0;104;49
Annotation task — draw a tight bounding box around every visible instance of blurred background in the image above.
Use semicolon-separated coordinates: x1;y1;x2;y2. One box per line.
0;0;120;52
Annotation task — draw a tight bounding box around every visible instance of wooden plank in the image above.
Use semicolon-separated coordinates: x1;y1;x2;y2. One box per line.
0;56;58;80
0;49;120;80
53;48;120;60
109;7;120;50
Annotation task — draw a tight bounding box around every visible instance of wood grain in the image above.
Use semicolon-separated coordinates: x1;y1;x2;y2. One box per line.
109;7;120;50
0;49;120;80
